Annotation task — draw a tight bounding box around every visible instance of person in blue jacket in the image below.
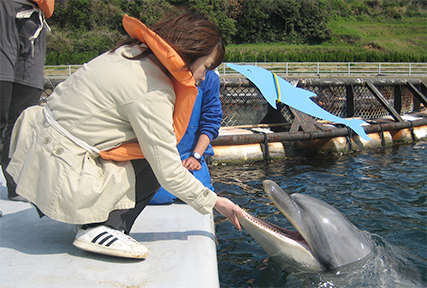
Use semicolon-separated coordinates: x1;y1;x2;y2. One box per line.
150;69;222;204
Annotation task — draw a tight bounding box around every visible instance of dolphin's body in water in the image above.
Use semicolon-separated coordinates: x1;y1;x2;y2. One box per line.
238;180;374;272
227;63;371;141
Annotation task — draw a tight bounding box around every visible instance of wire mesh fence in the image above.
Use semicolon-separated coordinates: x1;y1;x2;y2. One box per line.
219;78;425;127
219;82;268;127
43;75;425;128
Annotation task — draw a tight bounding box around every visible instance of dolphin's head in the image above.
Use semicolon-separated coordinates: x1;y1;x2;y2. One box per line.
238;180;374;272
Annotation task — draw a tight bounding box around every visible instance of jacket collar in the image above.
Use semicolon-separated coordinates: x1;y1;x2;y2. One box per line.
122;14;196;88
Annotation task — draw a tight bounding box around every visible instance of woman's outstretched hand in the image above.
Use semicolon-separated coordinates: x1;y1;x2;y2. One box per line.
214;196;245;231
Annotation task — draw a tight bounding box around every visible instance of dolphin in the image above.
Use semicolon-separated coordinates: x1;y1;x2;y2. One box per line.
227;63;371;141
237;180;374;272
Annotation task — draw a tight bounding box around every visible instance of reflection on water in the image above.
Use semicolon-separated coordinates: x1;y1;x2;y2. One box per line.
211;141;427;287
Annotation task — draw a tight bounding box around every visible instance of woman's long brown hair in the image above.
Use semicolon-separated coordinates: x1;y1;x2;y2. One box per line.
111;7;225;71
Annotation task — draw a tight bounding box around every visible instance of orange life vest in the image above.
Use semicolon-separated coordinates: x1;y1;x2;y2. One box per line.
99;15;198;161
33;0;55;18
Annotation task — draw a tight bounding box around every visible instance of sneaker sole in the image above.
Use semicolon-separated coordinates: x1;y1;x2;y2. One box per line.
73;239;148;259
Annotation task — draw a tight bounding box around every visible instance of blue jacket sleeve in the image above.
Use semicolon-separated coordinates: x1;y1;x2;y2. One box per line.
198;70;222;141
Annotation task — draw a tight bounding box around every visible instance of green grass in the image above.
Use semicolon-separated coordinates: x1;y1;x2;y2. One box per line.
225;17;427;62
328;18;427;53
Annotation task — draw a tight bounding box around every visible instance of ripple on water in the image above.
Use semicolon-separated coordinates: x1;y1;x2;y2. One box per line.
212;141;427;287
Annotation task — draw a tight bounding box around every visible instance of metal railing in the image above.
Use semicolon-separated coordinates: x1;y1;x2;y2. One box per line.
219;62;427;77
44;65;83;78
44;62;427;79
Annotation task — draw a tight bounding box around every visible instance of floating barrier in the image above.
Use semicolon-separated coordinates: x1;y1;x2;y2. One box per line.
212;127;287;162
211;112;427;163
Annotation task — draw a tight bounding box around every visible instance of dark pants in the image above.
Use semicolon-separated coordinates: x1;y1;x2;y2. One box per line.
84;158;161;234
0;81;41;198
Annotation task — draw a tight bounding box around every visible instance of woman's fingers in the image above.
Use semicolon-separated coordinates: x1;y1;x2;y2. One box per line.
214;196;245;231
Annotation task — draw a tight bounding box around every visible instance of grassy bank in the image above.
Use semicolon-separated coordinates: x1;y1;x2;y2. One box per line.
224;17;427;62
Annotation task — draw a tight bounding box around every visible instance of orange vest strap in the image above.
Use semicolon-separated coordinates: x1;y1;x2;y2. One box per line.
32;0;55;18
99;15;198;162
99;142;143;161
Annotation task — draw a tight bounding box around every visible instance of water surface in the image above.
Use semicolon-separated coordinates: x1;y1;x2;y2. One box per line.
212;141;427;287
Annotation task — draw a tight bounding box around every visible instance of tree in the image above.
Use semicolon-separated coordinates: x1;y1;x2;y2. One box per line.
167;0;238;43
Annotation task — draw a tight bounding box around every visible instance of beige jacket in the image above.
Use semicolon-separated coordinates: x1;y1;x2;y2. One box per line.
7;46;217;224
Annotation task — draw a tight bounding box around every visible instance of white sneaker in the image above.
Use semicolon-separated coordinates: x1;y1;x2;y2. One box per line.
73;225;148;259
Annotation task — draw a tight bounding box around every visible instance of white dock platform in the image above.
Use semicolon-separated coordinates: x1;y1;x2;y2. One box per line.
0;167;219;288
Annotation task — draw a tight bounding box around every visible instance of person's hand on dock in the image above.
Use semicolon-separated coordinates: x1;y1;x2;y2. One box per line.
214;197;245;231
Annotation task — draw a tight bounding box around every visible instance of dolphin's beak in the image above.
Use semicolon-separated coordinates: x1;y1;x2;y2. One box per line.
237;180;314;253
237;212;310;250
261;180;313;249
236;206;322;271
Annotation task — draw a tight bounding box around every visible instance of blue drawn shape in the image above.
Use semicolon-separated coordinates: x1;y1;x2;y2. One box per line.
227;63;371;141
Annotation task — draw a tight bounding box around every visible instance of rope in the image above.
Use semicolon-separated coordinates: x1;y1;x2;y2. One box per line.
44;105;100;157
409;120;416;142
379;123;385;147
273;73;281;104
250;129;270;161
346;127;353;151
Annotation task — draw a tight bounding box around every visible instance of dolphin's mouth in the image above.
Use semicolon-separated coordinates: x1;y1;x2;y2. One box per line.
241;212;311;252
238;180;374;272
